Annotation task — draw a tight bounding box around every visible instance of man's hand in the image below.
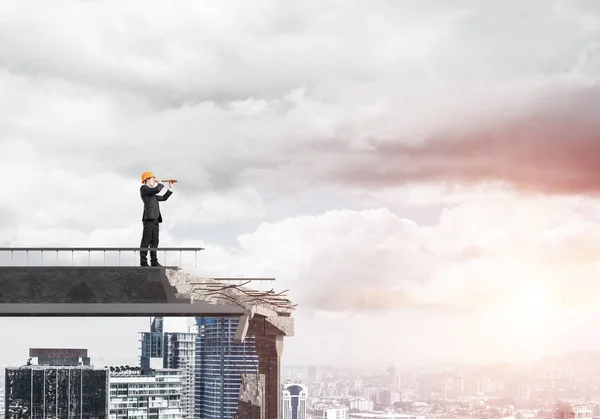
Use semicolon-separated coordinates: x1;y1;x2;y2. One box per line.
169;180;175;189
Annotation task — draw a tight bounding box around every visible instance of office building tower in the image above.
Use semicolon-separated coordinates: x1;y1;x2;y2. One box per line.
281;383;307;419
139;317;164;368
109;366;183;419
5;348;108;418
194;317;259;419
5;366;109;418
139;318;196;418
164;333;196;419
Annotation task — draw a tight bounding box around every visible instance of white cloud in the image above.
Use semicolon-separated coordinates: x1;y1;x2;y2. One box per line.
172;192;600;364
0;0;599;367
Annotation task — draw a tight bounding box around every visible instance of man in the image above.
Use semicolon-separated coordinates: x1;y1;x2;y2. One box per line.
139;171;174;267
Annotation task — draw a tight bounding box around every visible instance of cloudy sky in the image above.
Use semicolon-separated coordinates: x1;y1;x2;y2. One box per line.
1;0;600;370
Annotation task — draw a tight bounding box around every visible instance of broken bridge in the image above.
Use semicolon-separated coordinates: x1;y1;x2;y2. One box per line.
0;247;295;419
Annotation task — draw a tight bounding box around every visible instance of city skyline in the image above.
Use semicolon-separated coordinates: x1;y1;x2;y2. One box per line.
2;316;600;371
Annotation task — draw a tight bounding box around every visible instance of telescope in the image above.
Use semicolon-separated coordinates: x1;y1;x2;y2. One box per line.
159;179;178;183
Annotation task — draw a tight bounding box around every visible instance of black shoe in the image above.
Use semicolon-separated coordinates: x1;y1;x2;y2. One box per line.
140;263;149;267
151;262;162;267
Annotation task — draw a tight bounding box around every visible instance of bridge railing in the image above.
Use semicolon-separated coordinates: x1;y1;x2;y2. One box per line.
0;247;205;268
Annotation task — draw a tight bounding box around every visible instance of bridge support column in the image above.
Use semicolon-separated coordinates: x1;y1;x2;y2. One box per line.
256;335;283;419
247;316;285;419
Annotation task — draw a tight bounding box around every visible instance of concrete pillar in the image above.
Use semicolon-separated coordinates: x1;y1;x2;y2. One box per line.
255;335;283;419
247;316;286;419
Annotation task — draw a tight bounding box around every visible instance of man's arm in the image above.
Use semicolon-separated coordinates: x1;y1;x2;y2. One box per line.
157;190;172;201
140;183;164;196
157;181;174;201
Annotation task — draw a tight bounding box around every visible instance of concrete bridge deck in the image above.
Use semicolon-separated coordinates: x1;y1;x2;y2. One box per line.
0;266;246;316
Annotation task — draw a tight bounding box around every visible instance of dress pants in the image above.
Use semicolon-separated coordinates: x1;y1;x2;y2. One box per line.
140;219;160;265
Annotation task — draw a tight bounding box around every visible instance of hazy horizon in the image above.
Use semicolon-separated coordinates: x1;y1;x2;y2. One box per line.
2;315;600;371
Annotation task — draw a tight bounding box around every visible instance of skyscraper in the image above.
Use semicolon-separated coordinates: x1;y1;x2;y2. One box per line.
139;317;164;368
164;332;197;419
5;349;108;418
109;366;184;418
194;317;259;419
281;383;307;419
138;318;196;419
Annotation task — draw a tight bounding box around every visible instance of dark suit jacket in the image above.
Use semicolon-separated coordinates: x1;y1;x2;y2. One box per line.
140;183;172;223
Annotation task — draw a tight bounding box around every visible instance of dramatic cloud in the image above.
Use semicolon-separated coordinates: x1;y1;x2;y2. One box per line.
1;0;600;367
332;85;600;195
0;0;598;196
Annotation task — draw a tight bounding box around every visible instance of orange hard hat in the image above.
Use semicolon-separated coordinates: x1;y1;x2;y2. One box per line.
141;171;155;183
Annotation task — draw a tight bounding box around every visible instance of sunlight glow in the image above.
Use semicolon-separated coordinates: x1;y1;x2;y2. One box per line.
477;281;561;361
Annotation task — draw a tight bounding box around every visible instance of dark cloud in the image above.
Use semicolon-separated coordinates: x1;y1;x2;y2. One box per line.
331;86;600;195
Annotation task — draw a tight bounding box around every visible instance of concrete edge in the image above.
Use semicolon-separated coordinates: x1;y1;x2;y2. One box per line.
0;303;246;316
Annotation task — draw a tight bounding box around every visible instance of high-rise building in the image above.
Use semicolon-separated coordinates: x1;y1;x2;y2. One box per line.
164;333;196;419
4;348;109;418
5;365;109;418
138;318;196;419
281;383;307;419
194;316;259;419
139;317;164;368
108;366;183;419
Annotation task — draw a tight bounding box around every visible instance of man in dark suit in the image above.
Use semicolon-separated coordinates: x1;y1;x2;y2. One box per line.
140;171;174;267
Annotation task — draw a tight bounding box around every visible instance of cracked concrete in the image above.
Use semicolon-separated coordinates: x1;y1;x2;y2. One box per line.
165;270;295;338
